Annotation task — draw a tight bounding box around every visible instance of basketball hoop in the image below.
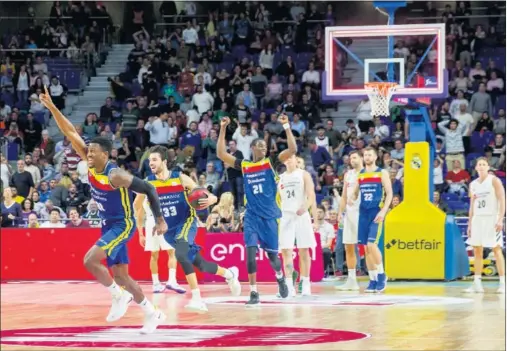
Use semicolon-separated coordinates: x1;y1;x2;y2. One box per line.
364;82;399;117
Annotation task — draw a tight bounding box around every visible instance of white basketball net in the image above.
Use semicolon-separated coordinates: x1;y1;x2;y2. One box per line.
365;82;399;117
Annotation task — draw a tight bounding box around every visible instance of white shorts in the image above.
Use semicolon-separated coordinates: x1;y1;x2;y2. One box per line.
144;217;173;252
467;215;504;248
279;211;316;249
342;209;359;245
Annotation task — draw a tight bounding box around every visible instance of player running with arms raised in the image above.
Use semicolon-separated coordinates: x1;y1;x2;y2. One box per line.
134;146;241;311
352;147;392;293
39;88;166;333
465;157;505;294
278;155;318;297
336;150;363;291
217;115;297;306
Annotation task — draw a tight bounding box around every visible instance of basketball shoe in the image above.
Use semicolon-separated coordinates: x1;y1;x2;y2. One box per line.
336;278;360;291
245;291;260;307
497;284;505;294
226;266;242;296
185;299;209;312
364;280;377;293
276;276;289;298
464;276;484;293
140;308;167;334
376;273;387;293
106;290;133;322
166;282;186;294
152;283;166;293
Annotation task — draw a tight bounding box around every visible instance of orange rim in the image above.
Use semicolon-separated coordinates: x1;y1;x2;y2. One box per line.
364;82;399;97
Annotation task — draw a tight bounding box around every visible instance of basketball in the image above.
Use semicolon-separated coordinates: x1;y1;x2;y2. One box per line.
187;187;210;210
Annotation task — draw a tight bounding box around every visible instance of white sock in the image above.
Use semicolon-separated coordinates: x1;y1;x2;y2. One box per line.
152;274;160;285
348;269;357;280
223;269;233;280
168;269;176;284
107;282;122;297
301;276;309;284
369;270;378;281
275;271;283;279
250;284;257;292
139;298;155;314
474;275;482;283
499;276;505;285
191;288;201;300
286;277;293;289
376;262;384;274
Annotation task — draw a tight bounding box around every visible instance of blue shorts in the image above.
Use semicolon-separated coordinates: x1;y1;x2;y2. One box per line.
96;218;136;267
164;217;198;246
358;208;383;245
243;213;279;253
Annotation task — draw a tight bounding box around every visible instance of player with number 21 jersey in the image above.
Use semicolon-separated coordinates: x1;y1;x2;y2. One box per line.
217;116;297;307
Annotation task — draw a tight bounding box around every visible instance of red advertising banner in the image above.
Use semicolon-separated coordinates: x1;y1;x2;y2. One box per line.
0;228;205;282
0;229;324;283
202;232;324;282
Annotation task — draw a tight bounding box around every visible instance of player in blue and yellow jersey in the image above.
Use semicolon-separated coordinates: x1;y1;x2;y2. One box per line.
217;115;298;306
134;145;241;312
353;147;393;293
39;88;166;334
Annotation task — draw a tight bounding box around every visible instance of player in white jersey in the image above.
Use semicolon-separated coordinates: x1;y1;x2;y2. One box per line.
336;150;363;291
279;155;318;297
464;157;505;294
139;199;186;294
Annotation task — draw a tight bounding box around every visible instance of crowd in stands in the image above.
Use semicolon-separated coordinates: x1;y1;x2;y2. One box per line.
0;1;505;276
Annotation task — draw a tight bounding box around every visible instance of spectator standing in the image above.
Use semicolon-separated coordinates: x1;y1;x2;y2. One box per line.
469;83;493;123
22;113;43;153
233;124;258;160
438;119;467;171
10;160;34;199
314;205;336;279
355;98;373;132
24;154;41;188
0;154;13;190
192;85;214;114
226;140;244;209
180;122;202;162
309;140;332;175
1;188;23;228
145;113;170;147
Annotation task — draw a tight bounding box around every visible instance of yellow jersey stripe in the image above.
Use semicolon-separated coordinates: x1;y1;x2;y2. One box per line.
374;221;383;245
99;189;133;254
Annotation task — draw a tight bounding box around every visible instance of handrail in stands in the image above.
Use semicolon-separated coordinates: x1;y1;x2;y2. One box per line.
409;6;506;13
405;14;506;21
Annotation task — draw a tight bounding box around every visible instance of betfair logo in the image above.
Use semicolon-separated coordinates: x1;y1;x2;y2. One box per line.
386;239;441;250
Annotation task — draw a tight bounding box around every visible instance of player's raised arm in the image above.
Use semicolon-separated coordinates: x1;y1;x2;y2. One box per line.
217;117;240;168
108;168;167;235
492;176;506;232
39;86;87;160
133;193;147;247
376;169;393;222
180;172;218;208
278;115;297;163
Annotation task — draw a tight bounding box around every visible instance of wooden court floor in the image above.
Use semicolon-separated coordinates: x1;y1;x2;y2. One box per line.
1;280;505;350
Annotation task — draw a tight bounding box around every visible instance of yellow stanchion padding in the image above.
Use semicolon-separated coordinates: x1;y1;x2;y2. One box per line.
384;142;446;279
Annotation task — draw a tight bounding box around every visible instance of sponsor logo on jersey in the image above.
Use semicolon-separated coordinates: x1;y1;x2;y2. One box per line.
204;294;471;307
0;325;369;348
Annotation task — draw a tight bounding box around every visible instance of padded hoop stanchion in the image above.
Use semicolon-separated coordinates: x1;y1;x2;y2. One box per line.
364;82;399;117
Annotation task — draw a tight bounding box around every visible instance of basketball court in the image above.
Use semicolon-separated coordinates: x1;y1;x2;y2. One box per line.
1;280;505;350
